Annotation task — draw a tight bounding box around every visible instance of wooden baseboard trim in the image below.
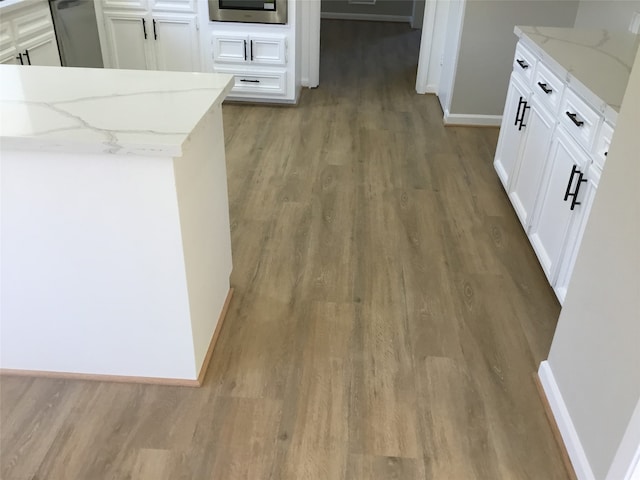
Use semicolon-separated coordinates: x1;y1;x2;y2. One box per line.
533;372;579;480
196;287;234;386
0;288;235;388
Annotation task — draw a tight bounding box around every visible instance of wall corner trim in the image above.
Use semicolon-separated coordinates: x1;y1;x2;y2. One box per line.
538;361;597;480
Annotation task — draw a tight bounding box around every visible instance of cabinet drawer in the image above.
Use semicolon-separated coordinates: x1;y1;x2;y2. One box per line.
215;68;286;96
513;42;537;84
560;88;601;151
11;3;53;42
532;62;565;114
593;121;614;171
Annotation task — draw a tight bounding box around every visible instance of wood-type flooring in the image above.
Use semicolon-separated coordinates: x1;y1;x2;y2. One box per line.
0;20;567;479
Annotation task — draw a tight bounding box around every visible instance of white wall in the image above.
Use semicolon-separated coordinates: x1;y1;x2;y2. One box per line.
448;0;579;117
574;0;640;30
546;47;640;480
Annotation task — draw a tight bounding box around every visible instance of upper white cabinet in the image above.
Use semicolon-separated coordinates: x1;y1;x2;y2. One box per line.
98;0;201;72
0;1;61;67
494;37;613;304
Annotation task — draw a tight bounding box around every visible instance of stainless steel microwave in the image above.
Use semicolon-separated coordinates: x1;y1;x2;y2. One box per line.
209;0;287;24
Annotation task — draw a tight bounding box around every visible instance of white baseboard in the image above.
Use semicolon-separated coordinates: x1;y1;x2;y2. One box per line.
320;12;412;23
538;361;596;480
443;109;502;127
417;85;438;95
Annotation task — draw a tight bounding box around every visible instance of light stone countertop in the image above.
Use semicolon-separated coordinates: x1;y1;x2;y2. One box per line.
0;65;234;157
515;26;640;123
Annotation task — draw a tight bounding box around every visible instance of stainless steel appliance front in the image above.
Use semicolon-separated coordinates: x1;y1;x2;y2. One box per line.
209;0;287;24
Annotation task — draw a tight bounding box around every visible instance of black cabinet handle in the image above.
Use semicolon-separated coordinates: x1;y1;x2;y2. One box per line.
564;164;588;210
537;82;552;94
250;40;254;61
243;40;247;61
566;111;584;127
240;79;260;83
24;49;31;65
142;18;147;39
564;165;578;202
571;172;587;210
516;59;529;69
153;19;157;40
16;52;23;65
515;96;529;130
604;151;608;157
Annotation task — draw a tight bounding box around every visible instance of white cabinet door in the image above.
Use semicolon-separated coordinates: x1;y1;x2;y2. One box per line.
152;14;199;72
553;169;598;303
213;33;248;64
18;32;61;66
249;35;286;66
509;96;556;230
528;126;590;283
103;11;150;70
494;73;530;190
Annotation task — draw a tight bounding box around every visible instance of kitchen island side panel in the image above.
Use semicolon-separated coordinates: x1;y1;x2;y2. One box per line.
173;103;233;375
0;150;197;379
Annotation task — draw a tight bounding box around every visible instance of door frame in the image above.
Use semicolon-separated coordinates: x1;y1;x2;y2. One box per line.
301;0;437;92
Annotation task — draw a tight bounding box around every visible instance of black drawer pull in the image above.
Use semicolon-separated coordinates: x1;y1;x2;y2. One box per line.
537;82;552;94
516;59;529;69
566;111;584;127
142;18;147;39
16;52;23;65
240;79;260;83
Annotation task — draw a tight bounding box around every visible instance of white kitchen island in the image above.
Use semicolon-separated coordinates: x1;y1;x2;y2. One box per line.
0;65;235;385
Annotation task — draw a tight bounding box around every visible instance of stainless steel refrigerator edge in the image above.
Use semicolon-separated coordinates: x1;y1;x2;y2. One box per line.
49;0;103;68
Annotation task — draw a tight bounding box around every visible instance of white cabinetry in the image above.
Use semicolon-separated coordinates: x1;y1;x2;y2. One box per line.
494;73;530;189
99;0;200;72
494;38;613;304
210;20;297;103
529;126;591;284
0;1;61;67
509;95;556;229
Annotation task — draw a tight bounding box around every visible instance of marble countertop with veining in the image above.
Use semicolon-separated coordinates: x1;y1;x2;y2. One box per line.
0;65;234;156
515;26;640;121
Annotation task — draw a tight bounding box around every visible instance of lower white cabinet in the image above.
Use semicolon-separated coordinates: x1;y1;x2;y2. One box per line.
509;95;555;230
151;14;200;72
528;126;592;284
0;1;61;67
494;72;530;189
102;12;150;70
211;26;296;103
495;38;612;304
17;31;61;66
100;5;200;72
